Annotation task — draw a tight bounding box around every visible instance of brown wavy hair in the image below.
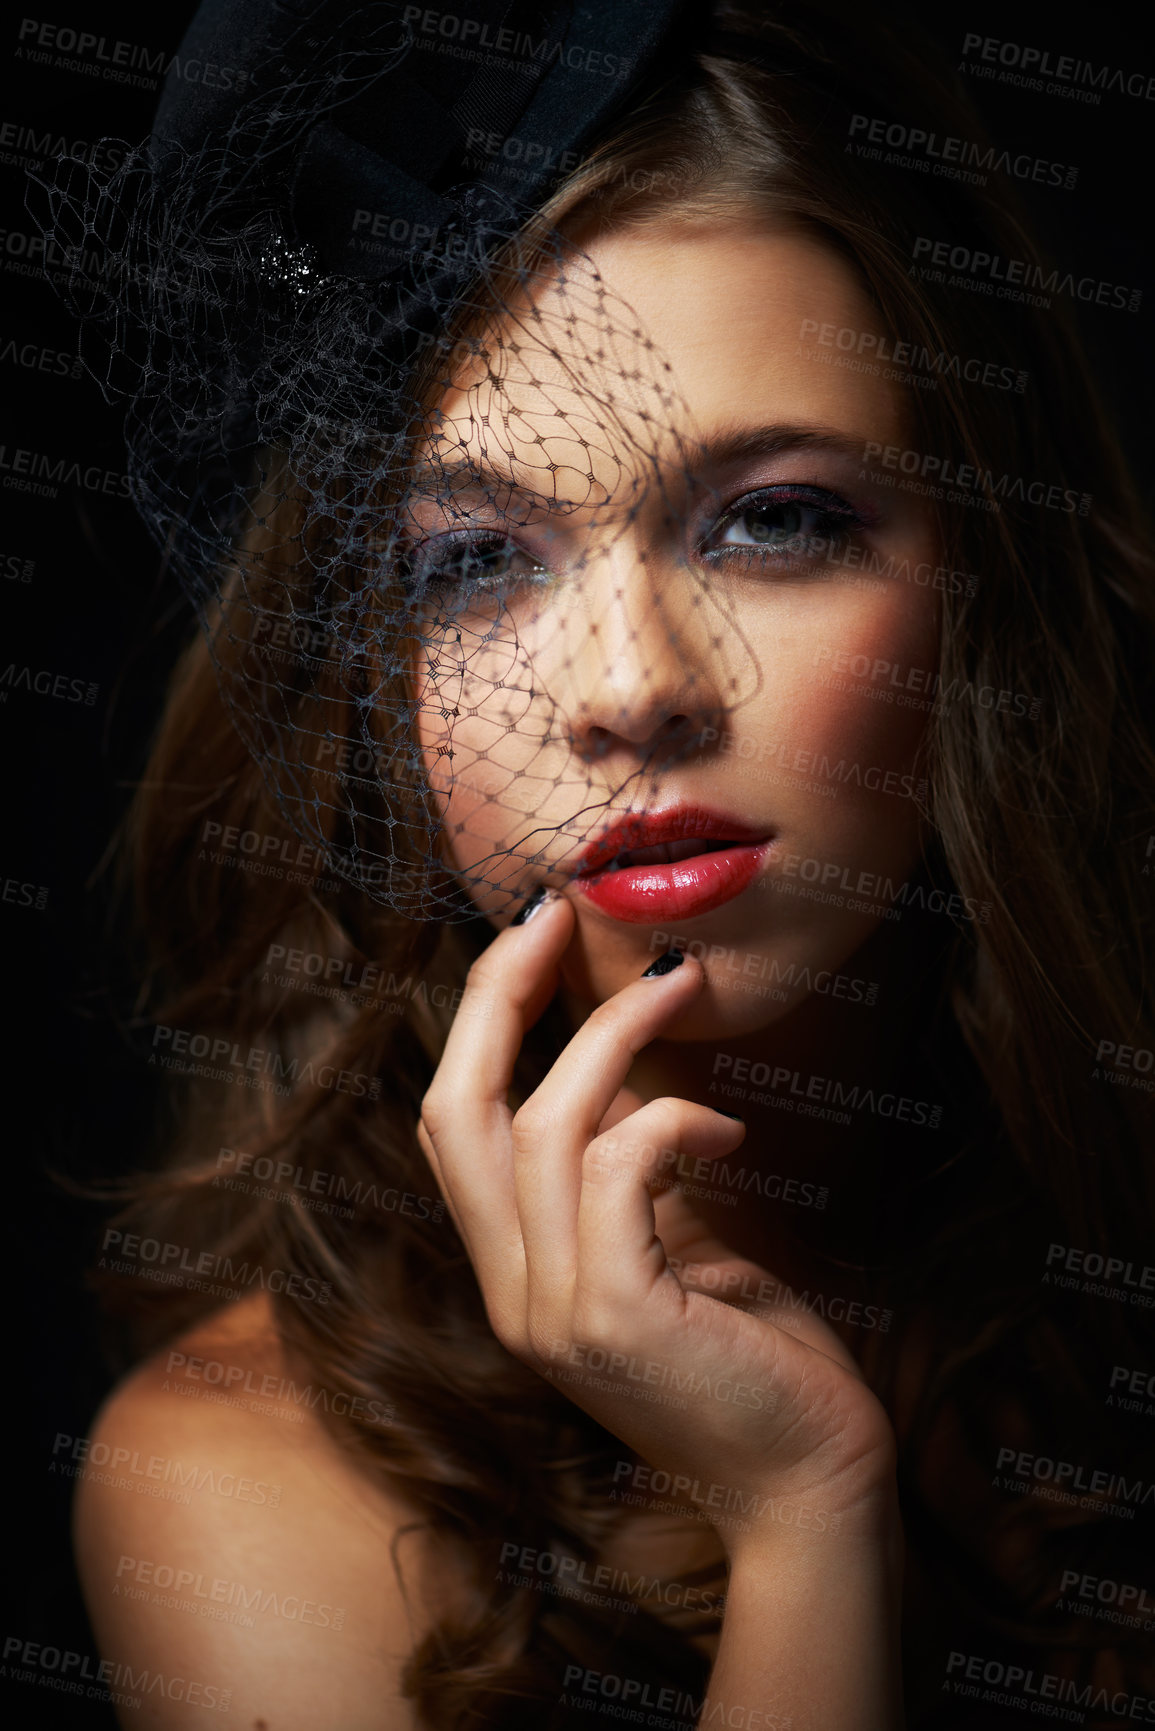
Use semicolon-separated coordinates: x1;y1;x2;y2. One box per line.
95;2;1155;1724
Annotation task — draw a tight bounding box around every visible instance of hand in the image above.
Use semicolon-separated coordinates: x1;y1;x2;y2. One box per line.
417;891;897;1554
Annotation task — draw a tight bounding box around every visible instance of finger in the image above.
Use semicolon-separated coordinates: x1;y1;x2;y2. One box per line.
415;1119;467;1241
570;1100;747;1321
423;888;575;1129
648;1189;865;1378
418;889;574;1297
595;1084;645;1136
512;956;706;1312
650;1182;759;1261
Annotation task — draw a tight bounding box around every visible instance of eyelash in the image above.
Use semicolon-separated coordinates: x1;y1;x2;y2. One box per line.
400;530;552;598
400;484;869;596
697;484;869;567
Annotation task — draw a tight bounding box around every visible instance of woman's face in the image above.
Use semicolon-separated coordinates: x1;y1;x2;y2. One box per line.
409;218;942;1037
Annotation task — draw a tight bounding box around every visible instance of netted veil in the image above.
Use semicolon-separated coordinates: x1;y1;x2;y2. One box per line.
28;0;777;920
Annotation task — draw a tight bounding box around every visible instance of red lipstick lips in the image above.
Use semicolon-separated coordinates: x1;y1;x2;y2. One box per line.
571;806;773;924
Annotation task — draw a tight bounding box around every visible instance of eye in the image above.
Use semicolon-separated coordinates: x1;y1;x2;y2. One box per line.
402;530;552;597
700;486;866;566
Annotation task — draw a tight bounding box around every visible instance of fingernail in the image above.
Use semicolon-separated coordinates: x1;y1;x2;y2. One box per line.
511;885;556;926
716;1110;744;1123
641;948;685;978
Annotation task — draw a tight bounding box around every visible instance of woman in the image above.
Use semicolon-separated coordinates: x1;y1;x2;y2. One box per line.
61;1;1155;1726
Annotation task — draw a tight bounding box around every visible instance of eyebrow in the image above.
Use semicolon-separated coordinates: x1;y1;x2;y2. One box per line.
697;423;870;468
405;423;870;505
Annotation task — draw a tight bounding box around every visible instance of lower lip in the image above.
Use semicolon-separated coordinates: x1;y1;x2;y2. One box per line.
574;841;773;924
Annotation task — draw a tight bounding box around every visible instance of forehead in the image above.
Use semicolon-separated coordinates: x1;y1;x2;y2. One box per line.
423;219;910;495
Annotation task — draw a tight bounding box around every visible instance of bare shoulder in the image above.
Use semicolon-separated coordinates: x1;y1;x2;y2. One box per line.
73;1293;438;1728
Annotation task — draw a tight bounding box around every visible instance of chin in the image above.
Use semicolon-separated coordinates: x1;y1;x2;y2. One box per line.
560;942;812;1040
648;982;803;1043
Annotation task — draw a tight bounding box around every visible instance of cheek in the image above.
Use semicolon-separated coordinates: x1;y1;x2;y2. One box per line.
787;584;939;766
412;632;549;881
746;579;939;869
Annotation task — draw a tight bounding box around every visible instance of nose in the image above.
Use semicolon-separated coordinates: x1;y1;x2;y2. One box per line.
540;540;734;771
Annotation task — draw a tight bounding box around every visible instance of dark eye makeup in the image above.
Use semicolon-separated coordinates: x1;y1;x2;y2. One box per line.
399;481;873;597
697;483;871;567
401;530;550;595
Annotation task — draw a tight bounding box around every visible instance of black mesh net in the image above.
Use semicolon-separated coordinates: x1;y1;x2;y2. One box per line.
25;5;801;921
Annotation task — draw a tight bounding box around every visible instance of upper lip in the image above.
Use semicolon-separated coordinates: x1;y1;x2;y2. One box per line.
572;805;773;878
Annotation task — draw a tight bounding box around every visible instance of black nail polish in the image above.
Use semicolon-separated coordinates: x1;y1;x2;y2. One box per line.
716;1111;744;1123
641;948;685;978
511;885;554;926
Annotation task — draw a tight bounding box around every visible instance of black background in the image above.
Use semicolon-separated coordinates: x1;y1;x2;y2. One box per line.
2;1;1152;1721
